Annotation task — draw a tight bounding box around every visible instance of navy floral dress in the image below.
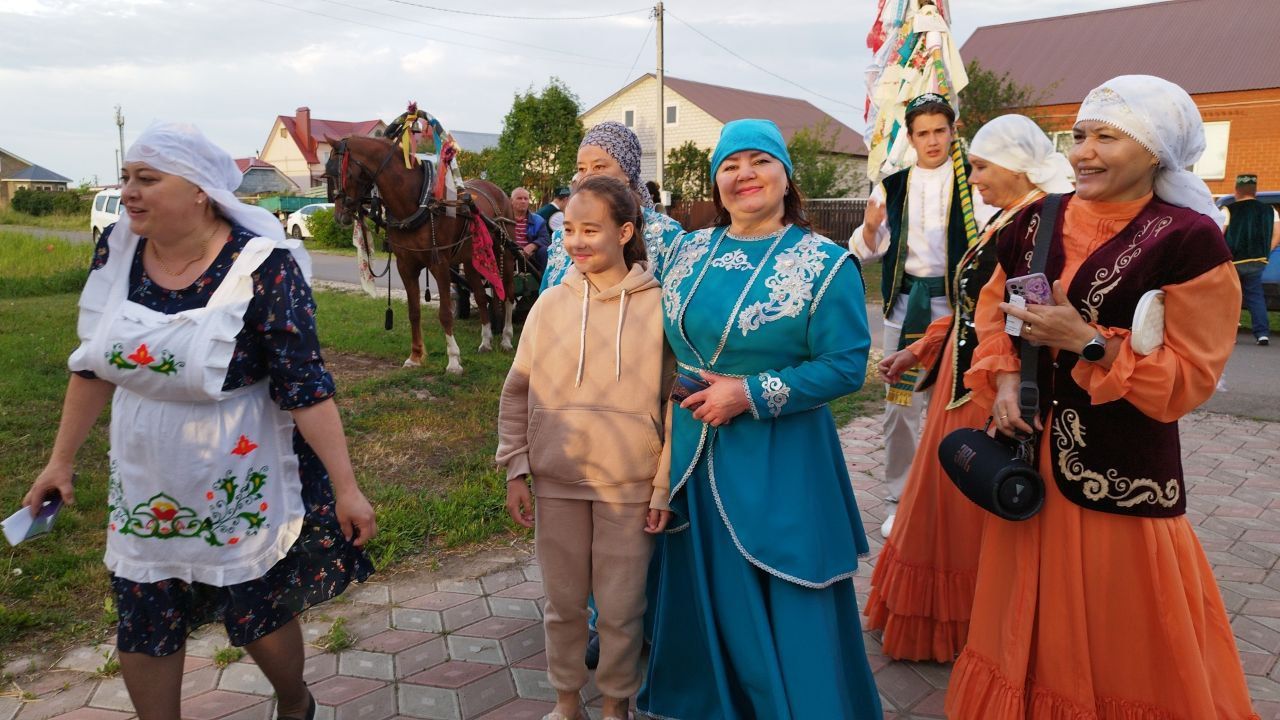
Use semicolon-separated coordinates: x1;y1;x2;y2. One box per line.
83;223;374;656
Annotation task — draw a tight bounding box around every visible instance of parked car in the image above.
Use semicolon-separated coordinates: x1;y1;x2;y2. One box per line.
285;203;334;240
1217;192;1280;310
90;187;123;242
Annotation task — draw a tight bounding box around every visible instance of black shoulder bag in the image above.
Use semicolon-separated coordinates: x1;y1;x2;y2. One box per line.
937;194;1062;521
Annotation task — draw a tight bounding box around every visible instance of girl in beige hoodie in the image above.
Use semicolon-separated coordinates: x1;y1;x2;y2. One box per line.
497;175;672;720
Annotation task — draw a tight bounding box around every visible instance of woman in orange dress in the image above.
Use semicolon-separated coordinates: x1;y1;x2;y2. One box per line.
865;114;1074;662
946;75;1258;719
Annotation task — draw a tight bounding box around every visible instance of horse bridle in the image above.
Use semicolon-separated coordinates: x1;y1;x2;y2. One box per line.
325;139;397;222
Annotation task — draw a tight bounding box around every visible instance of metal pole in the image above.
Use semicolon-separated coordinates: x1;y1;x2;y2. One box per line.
114;105;125;175
655;2;664;201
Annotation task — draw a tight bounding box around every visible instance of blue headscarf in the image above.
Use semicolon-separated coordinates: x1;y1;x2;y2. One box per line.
709;119;793;184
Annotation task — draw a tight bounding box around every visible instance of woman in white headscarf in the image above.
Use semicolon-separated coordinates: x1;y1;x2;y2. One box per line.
865;114;1073;662
948;78;1255;718
21;122;376;720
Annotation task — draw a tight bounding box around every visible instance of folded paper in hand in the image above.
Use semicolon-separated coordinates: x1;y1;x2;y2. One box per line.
3;499;61;546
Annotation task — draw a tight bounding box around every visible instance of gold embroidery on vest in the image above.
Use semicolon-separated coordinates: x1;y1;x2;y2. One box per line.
1053;409;1181;508
1080;215;1173;323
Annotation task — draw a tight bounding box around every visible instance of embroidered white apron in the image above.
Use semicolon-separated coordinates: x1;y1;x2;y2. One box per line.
69;233;305;586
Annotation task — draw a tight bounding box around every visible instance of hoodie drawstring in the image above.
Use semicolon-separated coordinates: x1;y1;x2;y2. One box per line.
575;281;590;387
615;289;628;381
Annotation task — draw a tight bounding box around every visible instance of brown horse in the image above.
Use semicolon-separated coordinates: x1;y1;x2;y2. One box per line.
326;135;516;374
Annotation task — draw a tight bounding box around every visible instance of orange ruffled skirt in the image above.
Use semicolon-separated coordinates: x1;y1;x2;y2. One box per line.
864;340;990;662
945;419;1259;719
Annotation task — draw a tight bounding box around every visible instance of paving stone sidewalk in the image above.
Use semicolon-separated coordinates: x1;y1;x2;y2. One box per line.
3;411;1277;720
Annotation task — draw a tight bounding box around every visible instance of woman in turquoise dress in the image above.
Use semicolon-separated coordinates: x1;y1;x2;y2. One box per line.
541;121;684;290
639;119;882;719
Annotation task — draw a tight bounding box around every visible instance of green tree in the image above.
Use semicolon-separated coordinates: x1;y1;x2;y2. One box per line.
664;141;712;203
490;78;584;198
787;119;852;199
957;60;1053;144
456;147;497;181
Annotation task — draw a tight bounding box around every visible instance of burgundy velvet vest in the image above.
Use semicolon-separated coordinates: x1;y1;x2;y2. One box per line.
997;194;1231;518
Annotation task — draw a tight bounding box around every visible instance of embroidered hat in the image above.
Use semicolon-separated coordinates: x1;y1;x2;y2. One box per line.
709;119;793;184
905;93;956;127
581;121;653;209
1236;174;1259;186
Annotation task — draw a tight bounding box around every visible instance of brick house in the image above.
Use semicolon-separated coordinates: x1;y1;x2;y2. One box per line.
0;146;72;207
962;0;1280;194
581;74;870;197
259;107;386;190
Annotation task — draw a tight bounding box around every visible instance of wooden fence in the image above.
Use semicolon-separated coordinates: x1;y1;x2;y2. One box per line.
667;198;867;241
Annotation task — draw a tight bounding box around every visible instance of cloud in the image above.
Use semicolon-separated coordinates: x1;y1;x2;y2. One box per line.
399;44;445;73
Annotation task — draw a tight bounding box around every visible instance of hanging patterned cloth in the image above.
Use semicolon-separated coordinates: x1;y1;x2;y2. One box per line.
863;0;968;181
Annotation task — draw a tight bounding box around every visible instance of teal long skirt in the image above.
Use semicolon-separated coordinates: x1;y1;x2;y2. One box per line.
637;461;883;720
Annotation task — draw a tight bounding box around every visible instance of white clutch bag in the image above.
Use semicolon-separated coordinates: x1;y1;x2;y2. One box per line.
1130;289;1166;355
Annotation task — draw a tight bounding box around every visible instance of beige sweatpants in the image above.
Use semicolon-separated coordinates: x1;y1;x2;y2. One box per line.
535;496;653;699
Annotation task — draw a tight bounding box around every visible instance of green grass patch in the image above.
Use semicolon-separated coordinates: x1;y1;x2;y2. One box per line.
0;231;92;297
1240;309;1280;332
0;208;90;231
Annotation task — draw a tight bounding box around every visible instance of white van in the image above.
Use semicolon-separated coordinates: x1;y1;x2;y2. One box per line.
90;188;123;241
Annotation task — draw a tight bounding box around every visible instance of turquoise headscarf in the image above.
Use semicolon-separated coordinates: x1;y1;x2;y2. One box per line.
709;119;793;184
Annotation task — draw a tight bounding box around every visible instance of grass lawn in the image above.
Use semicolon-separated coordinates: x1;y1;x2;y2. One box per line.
1240;309;1280;333
0;208;90;231
0;234;885;658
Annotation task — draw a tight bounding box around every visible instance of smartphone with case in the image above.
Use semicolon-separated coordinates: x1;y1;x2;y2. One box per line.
1005;272;1054;306
670;372;710;408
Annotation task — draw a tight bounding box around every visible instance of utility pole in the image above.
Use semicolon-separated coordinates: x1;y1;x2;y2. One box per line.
114;105;126;175
654;2;664;201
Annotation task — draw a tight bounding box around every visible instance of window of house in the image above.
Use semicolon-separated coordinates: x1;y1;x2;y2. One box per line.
666;104;678;125
1193;121;1230;180
279;127;288;139
1052;131;1073;156
624;110;635;128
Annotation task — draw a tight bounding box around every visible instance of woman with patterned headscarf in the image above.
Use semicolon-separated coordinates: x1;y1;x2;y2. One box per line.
540;121;684;290
947;77;1256;718
865;114;1073;663
21;122;376;720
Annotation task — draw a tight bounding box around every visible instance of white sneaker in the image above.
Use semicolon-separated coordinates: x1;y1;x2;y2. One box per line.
880;513;895;539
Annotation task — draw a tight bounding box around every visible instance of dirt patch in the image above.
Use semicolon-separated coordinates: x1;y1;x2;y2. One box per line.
325;350;404;386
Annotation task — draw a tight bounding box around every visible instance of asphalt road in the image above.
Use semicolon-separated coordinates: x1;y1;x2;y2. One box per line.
10;225;1277;419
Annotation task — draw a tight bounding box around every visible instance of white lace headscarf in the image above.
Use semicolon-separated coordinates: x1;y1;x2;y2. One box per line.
1075;75;1225;228
969;114;1075;194
122;121;311;278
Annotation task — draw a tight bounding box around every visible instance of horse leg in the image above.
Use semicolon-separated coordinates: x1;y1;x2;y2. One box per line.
464;263;494;353
501;251;516;351
501;301;514;351
399;259;426;367
429;261;463;374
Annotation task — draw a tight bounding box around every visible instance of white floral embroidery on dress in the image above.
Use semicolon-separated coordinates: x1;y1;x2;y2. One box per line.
710;249;754;271
758;372;790;417
736;235;828;334
663;229;713;321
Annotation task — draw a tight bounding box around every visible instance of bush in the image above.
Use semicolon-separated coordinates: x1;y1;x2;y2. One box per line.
9;187;90;217
307;208;352;250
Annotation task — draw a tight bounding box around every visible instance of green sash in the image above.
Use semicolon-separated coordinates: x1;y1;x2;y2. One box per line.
887;274;945;406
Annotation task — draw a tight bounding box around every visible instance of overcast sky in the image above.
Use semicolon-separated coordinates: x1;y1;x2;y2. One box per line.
1;0;1157;185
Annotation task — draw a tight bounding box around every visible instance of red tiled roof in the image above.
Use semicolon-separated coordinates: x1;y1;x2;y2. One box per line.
234;157;277;173
278;116;384;164
961;0;1280;106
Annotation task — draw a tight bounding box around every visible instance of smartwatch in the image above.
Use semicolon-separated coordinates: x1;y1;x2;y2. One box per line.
1081;332;1107;362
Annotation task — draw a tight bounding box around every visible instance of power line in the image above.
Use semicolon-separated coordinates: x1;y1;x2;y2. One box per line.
311;0;616;63
620;20;655;88
253;0;629;68
375;0;649;21
664;8;860;111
